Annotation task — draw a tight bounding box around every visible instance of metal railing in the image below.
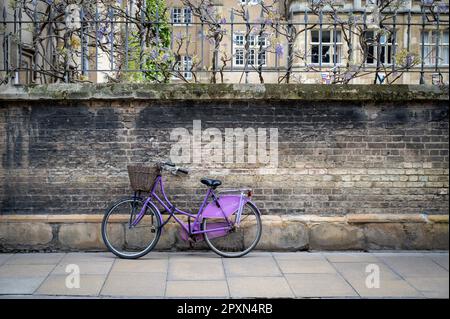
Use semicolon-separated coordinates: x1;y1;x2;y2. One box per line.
0;0;449;85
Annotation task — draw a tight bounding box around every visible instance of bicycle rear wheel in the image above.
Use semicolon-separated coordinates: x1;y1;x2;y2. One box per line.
202;202;262;258
101;197;161;259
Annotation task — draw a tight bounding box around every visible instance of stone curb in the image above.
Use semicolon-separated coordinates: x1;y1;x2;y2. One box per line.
0;83;448;102
0;214;448;252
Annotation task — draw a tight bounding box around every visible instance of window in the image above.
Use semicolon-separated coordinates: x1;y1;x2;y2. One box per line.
421;30;449;66
174;56;193;80
172;8;182;24
182;56;192;79
15;48;34;84
233;33;268;66
235;49;244;66
364;31;395;65
171;7;192;24
184;7;192;24
310;30;342;64
239;0;261;4
234;34;244;46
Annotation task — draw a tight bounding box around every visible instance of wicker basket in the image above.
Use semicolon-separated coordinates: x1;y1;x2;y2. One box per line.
127;164;160;192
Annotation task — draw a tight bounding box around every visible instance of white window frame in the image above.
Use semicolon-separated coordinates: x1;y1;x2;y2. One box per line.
421;30;449;66
239;0;261;5
233;32;269;67
364;30;396;66
182;56;193;80
173;56;193;80
171;7;192;25
234;48;245;66
310;29;343;65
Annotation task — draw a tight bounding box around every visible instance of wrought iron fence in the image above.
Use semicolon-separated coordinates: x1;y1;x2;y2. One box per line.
0;0;449;85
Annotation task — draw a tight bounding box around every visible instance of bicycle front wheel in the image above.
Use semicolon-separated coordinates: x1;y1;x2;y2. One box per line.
202;202;262;258
102;197;161;259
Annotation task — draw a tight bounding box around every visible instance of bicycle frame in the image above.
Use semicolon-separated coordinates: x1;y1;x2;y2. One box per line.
131;175;251;238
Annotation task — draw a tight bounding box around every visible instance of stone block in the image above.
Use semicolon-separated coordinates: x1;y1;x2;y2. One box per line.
309;223;364;250
0;222;53;249
431;223;449;250
58;223;105;250
256;219;308;250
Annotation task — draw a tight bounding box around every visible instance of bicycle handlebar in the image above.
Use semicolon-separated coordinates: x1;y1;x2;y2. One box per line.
158;161;189;175
177;168;189;174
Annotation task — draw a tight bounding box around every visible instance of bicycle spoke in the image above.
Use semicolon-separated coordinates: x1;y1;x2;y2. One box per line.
203;202;262;258
102;198;161;259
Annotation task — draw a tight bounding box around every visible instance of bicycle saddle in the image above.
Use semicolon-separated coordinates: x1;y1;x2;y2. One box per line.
200;178;222;189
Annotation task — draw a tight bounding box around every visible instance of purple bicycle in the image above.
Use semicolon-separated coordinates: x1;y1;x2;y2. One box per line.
101;161;262;258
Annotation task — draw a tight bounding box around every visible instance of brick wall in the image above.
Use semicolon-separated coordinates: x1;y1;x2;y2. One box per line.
0;84;448;217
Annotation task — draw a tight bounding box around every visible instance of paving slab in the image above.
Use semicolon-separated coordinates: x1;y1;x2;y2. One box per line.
223;256;282;277
285;273;358;298
380;256;449;278
0;254;13;266
168;257;225;281
344;277;422;298
0;277;46;295
101;272;166;297
405;277;449;299
168;252;218;259
0;264;55;278
61;252;115;263
332;262;403;281
227;276;294;298
429;254;449;271
139;252;170;259
165;280;229;298
277;260;337;274
35;274;106;296
110;259;167;274
324;252;380;263
51;261;114;275
272;252;325;261
5;253;65;265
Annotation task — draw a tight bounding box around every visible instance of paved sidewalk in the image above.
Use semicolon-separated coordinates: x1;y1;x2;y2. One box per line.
0;251;448;299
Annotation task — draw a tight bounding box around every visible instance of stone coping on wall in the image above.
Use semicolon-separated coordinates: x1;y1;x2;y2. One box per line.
0;213;447;224
0;83;448;102
1;214;448;252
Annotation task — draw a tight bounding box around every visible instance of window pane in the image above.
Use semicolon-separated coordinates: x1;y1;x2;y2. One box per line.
422;31;429;44
322;31;330;43
258;36;266;47
235;49;244;65
311;30;319;43
248;49;256;65
380;46;386;63
258;51;266;65
367;46;374;64
234;34;244;46
424;46;434;65
249;35;255;46
443;31;449;44
312;45;319;63
184;8;192;23
387;45;392;64
322;46;330;63
333;46;341;64
440;45;449;64
335;30;341;43
365;31;374;43
172;8;182;23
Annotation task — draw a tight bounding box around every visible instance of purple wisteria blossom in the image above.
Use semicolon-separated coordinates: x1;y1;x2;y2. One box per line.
275;43;284;57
